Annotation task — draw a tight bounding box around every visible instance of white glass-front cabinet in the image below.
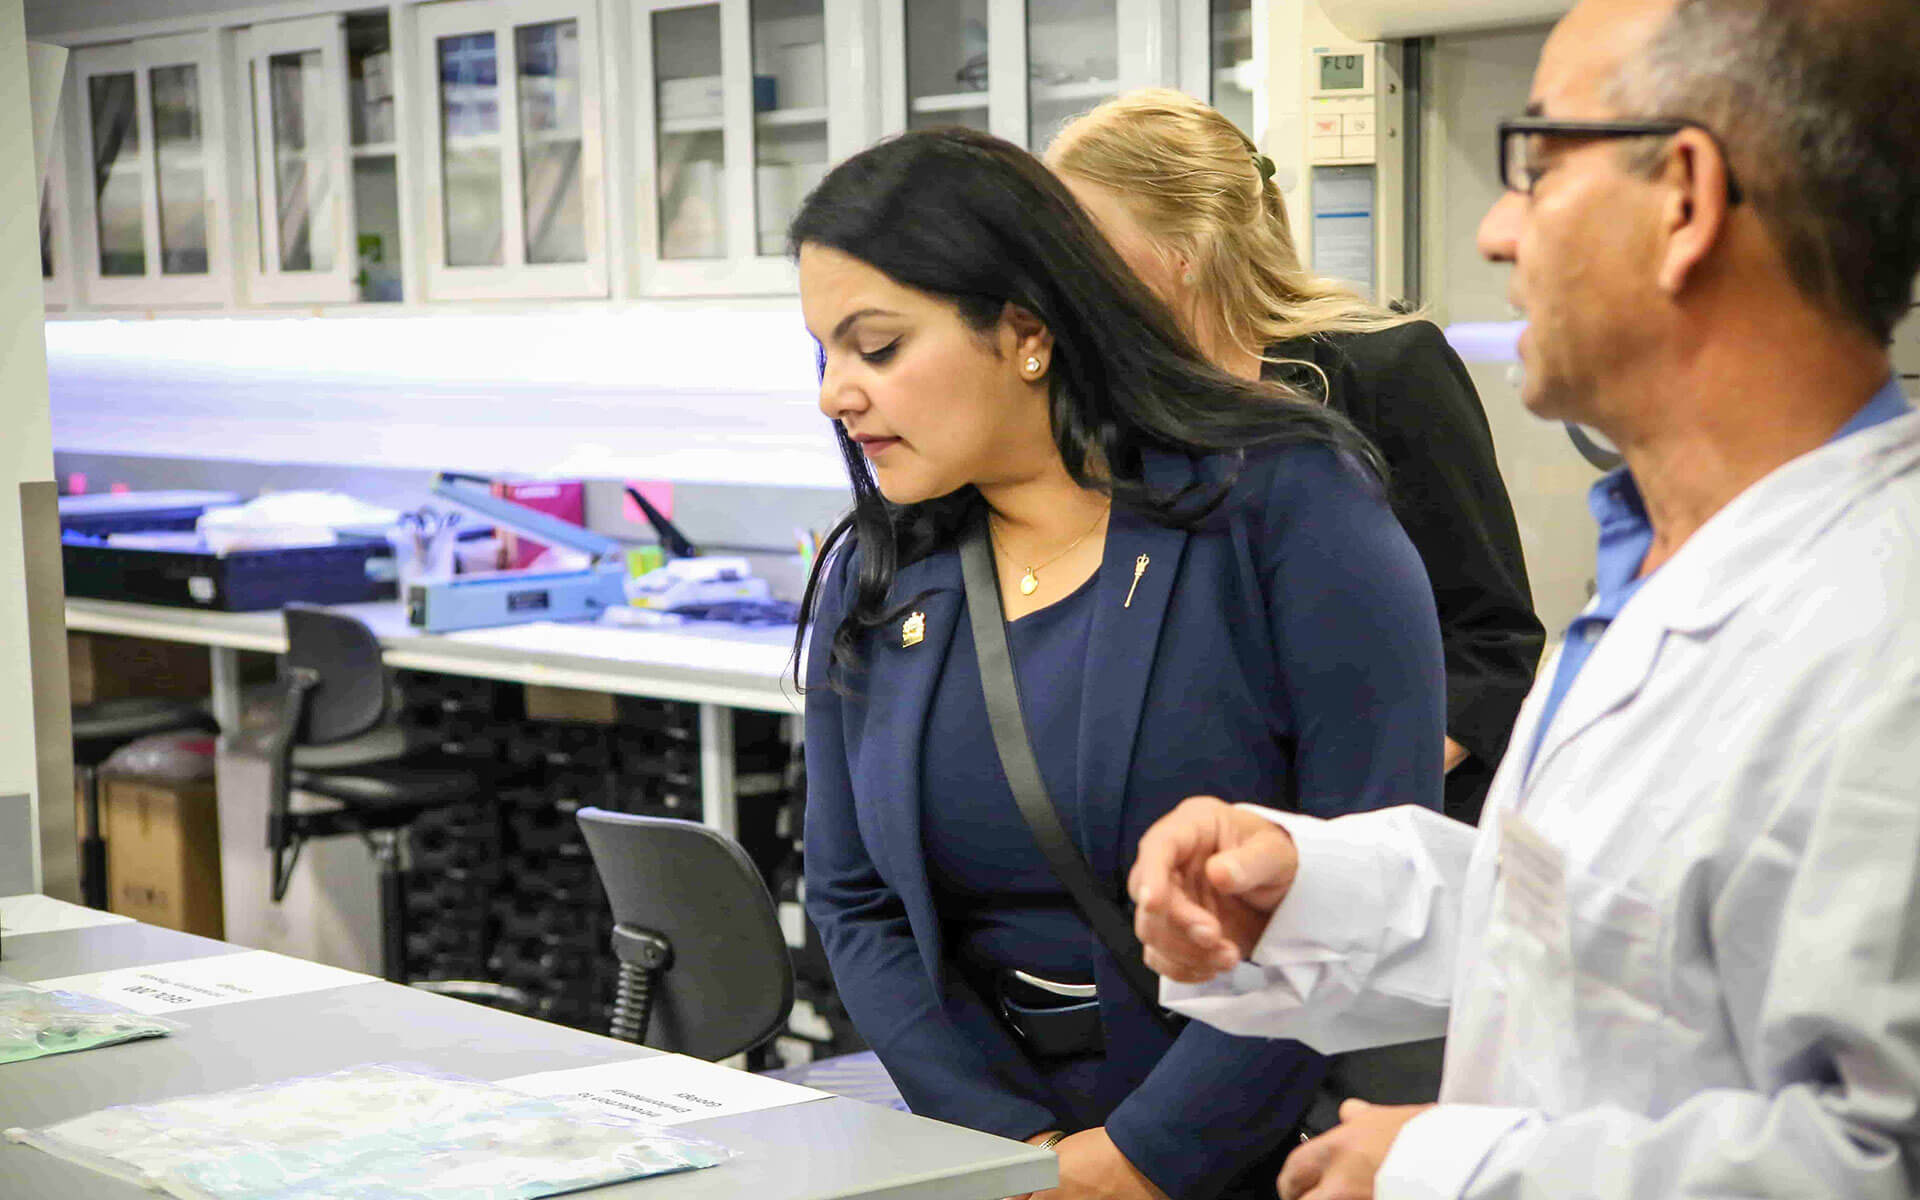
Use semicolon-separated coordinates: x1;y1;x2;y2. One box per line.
41;3;1264;308
1170;0;1259;141
881;0;1171;152
632;0;852;295
239;16;357;303
346;11;408;302
1195;0;1259;141
238;11;409;304
415;0;609;299
71;33;232;306
40;109;74;311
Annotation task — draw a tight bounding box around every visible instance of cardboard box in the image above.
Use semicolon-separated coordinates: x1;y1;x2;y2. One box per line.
524;684;619;724
98;775;225;939
68;632;212;707
75;777;90;841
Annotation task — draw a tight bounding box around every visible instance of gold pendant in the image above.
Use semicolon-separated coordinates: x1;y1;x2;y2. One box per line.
1019;570;1039;596
901;611;925;648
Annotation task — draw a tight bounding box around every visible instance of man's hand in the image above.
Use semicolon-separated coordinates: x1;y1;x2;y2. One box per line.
1127;796;1299;982
1031;1128;1168;1200
1277;1101;1432;1200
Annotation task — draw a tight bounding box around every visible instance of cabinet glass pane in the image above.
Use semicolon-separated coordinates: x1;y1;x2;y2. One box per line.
906;0;988;132
751;0;827;257
353;155;403;300
439;32;504;267
88;72;146;277
653;5;725;260
347;12;396;146
349;13;401;300
267;49;334;272
516;20;586;265
151;64;209;274
1027;0;1119;150
1211;0;1255;139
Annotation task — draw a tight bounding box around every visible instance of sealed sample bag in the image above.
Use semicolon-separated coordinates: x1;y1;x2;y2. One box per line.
5;1062;734;1200
0;975;181;1064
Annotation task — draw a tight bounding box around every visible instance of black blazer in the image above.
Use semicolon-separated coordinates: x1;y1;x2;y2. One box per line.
1269;322;1545;824
804;443;1445;1198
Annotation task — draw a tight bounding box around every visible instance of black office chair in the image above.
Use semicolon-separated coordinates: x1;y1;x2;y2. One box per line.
576;807;793;1060
73;698;218;910
576;807;908;1110
267;604;493;983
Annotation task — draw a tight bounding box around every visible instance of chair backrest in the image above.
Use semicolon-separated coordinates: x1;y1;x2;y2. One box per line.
576;807;794;1061
283;603;389;745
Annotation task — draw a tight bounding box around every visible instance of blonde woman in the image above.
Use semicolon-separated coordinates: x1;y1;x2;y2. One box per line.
1048;89;1543;826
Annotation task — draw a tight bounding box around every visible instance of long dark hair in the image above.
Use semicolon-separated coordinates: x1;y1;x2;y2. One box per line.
789;127;1381;689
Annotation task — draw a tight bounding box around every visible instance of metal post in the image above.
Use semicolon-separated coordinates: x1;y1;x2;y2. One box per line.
698;703;737;842
209;645;244;734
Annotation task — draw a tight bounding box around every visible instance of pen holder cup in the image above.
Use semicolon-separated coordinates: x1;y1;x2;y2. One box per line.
394;526;460;599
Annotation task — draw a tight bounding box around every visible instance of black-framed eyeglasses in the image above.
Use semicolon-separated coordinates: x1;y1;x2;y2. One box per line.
1498;117;1744;204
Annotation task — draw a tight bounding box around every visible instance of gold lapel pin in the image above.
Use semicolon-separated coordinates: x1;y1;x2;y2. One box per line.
901;611;926;648
1124;555;1150;608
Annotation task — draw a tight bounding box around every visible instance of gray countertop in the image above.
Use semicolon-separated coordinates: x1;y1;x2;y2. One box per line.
0;917;1054;1200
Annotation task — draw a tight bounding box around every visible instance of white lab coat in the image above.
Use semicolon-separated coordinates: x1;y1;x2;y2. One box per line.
1165;410;1920;1199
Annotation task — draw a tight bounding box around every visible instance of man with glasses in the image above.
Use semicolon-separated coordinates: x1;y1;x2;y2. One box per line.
1122;0;1920;1197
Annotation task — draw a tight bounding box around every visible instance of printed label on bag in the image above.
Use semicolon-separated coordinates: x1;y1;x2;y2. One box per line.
37;950;375;1014
503;1055;830;1125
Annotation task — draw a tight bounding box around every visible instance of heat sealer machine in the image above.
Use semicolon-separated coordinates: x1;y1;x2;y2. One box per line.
405;474;632;633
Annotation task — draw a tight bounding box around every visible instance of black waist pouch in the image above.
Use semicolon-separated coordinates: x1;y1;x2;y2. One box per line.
996;971;1105;1059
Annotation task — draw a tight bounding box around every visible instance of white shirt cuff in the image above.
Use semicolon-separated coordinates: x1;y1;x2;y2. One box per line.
1158;806;1392;1047
1376;1104;1536;1200
1238;803;1392;975
1160;803;1460;1050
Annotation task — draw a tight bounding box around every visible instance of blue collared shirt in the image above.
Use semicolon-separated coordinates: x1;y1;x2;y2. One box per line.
1527;376;1913;771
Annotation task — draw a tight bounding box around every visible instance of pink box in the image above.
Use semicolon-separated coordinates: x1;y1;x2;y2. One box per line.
491;479;586;570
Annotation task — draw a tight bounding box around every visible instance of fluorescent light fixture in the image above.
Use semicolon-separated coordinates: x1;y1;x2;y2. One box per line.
45;310;851;489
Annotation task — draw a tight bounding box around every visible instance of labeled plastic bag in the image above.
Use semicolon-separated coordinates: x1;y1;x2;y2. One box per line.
6;1062;735;1200
0;975;181;1065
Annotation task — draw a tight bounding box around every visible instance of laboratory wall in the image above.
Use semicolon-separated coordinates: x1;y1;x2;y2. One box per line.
2;0;63;895
1421;22;1602;634
1277;7;1600;636
1897;304;1920;382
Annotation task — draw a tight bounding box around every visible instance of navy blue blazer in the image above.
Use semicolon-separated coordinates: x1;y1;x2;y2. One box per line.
803;442;1444;1199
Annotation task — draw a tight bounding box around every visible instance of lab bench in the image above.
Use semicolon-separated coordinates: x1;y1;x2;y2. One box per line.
0;898;1055;1200
65;597;801;843
63;598;838;1049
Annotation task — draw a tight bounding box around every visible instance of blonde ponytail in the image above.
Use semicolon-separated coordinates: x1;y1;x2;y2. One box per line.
1047;89;1411;385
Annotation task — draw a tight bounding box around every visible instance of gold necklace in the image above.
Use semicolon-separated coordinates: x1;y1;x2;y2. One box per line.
991;505;1110;596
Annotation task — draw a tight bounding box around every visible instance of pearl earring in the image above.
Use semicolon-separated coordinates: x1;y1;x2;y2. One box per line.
1024;356;1042;375
1182;270;1197;286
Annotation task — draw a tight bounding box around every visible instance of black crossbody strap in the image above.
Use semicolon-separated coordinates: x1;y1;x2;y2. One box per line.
958;519;1176;1025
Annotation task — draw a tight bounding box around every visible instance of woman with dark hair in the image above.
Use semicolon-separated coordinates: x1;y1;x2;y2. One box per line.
790;127;1443;1200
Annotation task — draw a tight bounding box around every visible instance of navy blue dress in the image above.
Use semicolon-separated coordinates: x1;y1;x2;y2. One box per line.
804;443;1445;1198
923;570;1097;984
